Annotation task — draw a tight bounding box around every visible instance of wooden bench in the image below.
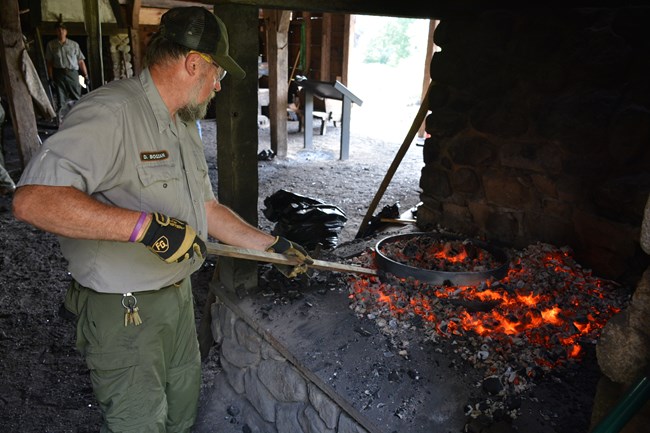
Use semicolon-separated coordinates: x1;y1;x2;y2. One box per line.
298;110;332;135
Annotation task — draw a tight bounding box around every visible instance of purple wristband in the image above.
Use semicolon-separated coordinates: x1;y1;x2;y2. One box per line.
129;212;148;242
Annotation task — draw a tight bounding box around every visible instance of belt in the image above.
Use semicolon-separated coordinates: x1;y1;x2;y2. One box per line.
131;278;186;294
54;67;78;72
72;278;186;295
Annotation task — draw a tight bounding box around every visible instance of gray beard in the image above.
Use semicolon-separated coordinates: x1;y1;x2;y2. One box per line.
178;79;215;122
178;97;212;122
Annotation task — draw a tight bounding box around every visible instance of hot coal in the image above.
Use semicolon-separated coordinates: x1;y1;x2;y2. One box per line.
348;241;633;427
378;236;503;273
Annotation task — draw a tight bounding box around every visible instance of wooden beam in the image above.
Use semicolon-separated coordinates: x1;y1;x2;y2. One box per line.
418;19;437;140
34;27;55;109
139;7;167;25
126;0;143;75
264;9;290;158
341;14;352;85
212;0;648;19
140;0;209;8
319;13;331;81
26;0;42;28
0;0;40;166
83;0;104;87
108;0;128;28
302;12;311;76
212;4;261;294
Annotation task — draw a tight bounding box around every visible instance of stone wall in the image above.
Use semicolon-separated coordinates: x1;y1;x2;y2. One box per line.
209;296;369;433
109;34;134;81
418;8;650;281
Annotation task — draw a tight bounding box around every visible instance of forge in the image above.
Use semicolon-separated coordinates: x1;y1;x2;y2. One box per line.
194;5;650;433
193;231;632;433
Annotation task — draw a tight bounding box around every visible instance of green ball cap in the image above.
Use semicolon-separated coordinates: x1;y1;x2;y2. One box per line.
159;6;246;80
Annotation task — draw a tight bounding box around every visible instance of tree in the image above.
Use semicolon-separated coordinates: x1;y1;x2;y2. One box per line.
364;18;413;66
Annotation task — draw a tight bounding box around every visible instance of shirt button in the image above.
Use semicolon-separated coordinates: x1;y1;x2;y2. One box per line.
163;183;168;188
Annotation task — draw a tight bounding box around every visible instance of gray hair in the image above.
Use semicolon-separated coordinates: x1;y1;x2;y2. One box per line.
143;32;190;68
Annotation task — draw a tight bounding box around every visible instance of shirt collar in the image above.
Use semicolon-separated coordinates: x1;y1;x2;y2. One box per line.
139;68;175;135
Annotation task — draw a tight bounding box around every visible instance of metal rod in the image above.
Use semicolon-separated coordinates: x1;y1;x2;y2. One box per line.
590;375;650;433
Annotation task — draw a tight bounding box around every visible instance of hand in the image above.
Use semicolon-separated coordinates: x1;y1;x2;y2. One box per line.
266;236;314;278
138;212;206;264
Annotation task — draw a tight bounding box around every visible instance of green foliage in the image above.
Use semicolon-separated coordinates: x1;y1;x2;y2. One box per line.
364;18;414;66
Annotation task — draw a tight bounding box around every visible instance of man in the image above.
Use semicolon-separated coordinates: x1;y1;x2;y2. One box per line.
13;7;312;432
45;21;89;108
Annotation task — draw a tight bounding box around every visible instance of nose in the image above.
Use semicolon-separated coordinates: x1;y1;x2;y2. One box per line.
213;78;222;92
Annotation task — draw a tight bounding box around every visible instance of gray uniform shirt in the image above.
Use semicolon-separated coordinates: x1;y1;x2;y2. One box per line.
18;69;215;293
45;38;85;70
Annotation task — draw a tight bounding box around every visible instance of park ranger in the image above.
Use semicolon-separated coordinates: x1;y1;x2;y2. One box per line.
13;7;312;432
45;21;89;109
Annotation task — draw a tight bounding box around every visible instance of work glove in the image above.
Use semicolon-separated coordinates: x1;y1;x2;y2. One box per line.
266;236;314;278
138;212;206;264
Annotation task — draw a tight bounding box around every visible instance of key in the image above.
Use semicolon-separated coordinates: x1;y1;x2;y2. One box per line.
122;293;143;327
124;306;142;326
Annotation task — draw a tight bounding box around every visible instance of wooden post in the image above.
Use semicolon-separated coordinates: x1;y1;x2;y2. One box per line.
34;27;55;109
320;13;331;81
126;0;142;76
83;0;104;88
418;20;437;140
302;12;312;76
0;0;40;166
265;9;291;158
212;4;261;295
341;14;353;86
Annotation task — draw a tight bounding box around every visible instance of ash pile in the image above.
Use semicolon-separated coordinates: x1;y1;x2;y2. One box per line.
347;239;632;431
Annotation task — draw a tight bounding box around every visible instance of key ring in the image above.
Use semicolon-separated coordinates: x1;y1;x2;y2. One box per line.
121;292;138;309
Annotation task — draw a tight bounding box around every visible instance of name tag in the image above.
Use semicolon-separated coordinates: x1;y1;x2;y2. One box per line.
140;151;169;161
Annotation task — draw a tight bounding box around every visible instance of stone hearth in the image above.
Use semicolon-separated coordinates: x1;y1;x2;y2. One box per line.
193;240;604;433
194;6;650;433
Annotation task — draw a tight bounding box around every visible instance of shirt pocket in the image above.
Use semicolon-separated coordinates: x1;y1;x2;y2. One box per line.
188;148;210;198
136;161;182;211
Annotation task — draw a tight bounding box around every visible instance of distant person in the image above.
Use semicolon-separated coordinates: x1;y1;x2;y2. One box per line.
45;22;89;109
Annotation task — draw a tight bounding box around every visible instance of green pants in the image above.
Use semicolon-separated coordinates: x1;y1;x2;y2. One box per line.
52;68;82;108
64;279;201;433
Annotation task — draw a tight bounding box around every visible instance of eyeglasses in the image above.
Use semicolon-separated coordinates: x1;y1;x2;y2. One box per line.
189;50;227;81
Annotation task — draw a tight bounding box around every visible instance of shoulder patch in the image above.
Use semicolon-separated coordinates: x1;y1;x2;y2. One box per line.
140;151;169;161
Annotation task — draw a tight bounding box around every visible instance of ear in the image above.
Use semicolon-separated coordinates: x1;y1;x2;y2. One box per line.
184;53;199;77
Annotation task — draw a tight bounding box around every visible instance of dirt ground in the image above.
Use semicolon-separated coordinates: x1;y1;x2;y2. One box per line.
0;110;425;432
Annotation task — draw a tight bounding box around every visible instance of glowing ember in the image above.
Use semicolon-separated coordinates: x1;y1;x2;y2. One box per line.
348;242;630;388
